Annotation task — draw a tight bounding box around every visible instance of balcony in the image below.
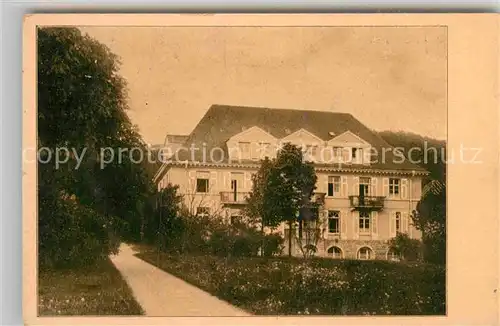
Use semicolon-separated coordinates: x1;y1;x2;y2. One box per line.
220;191;250;205
311;192;326;205
349;195;385;211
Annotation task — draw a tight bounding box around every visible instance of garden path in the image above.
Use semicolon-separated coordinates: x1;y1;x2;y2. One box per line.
110;243;251;316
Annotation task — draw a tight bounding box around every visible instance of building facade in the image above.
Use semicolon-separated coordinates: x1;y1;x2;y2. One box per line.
154;104;428;260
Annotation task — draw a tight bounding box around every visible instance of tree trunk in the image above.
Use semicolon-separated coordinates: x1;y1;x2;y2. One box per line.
288;219;292;257
261;220;265;257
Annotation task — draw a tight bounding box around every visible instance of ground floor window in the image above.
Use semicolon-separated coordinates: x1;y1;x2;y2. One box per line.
196;207;210;217
357;246;373;260
387;247;402;261
327;246;343;259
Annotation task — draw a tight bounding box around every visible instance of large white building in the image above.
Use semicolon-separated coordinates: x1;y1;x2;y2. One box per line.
154;104;428;260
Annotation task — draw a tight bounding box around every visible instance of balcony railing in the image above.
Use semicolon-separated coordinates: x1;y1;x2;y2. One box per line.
349;195;385;210
220;191;250;205
311;192;326;205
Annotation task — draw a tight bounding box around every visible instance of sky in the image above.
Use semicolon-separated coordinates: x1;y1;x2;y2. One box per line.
80;26;447;145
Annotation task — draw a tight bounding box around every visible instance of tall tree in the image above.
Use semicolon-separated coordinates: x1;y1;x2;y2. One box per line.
38;27;156;266
246;143;317;257
412;180;446;264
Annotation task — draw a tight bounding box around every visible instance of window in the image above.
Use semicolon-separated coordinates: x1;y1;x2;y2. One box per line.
328;210;340;234
357;247;373;260
389;178;400;196
395;212;401;233
259;142;271;158
196;178;209;193
359;177;371;196
387;248;402;262
359;211;370;233
196;207;210;217
327;246;343;259
351;147;358;159
332;147;342;159
327;176;341;196
238;142;251;159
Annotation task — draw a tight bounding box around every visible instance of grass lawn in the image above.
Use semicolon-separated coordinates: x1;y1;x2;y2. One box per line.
38;257;144;316
136;250;445;316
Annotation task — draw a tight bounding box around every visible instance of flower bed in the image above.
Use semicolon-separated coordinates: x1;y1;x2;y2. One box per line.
136;252;445;315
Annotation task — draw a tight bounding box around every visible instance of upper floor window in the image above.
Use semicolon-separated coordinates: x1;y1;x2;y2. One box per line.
332;147;342;159
196;171;210;193
359;211;370;234
352;147;358;159
389;178;400;196
359;177;371;196
328;210;340;234
238;142;251;159
327;176;341;196
258;142;271;158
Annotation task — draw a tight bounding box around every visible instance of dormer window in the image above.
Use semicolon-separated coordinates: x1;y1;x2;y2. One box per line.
258;142;271;159
352;148;358;159
238;142;251;160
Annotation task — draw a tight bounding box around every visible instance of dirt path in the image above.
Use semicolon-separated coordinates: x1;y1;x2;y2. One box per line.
109;243;251;316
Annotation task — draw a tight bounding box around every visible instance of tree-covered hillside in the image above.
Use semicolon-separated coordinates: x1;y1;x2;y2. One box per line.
377;130;446;182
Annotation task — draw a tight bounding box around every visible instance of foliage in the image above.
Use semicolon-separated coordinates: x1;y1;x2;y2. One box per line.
412;180;446;265
151;207;284;258
137;252;445;316
295;222;322;259
379;131;446;265
377;130;446;182
246;143;318;256
244;158;278;228
388;233;423;262
37;27;156;267
143;184;184;248
38;191;121;269
261;233;285;257
38;258;143;315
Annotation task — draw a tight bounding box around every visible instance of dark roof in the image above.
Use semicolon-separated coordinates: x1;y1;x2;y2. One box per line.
172;104;427;172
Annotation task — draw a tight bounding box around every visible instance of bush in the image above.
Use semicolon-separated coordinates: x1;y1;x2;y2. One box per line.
157;212;285;258
388;232;423;262
262;233;284;257
39;193;120;270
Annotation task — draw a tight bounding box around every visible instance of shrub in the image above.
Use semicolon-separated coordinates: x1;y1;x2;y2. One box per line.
262;233;284;257
388;232;423;262
39;193;119;270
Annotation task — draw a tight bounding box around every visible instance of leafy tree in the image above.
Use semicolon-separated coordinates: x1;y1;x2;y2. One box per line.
388;232;423;262
411;180;446;265
147;184;184;250
378;130;446;182
246;143;317;257
38;27;155;266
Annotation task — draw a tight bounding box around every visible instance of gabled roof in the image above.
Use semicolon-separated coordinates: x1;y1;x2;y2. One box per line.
168;104;426;173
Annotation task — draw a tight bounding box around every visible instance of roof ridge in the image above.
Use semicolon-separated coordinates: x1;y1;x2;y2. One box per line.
209;103;353;116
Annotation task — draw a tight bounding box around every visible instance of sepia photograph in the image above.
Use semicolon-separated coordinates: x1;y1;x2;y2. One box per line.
31;19;450;318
